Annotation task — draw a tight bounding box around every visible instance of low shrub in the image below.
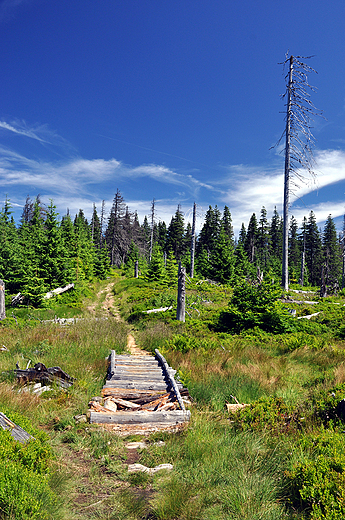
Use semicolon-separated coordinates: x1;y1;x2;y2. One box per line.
286;431;345;520
231;395;301;433
0;413;55;519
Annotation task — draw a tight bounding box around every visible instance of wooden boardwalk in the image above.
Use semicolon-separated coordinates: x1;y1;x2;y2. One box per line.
90;349;191;435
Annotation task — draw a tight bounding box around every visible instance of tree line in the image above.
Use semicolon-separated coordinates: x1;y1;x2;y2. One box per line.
0;191;343;304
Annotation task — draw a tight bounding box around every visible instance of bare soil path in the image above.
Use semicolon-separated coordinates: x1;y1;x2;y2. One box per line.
86;282;120;320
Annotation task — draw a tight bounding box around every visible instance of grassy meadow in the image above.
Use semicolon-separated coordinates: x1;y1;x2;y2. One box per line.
1;272;345;519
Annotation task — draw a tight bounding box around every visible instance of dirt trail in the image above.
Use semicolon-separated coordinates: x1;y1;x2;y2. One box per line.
87;281;148;355
86;282;120;320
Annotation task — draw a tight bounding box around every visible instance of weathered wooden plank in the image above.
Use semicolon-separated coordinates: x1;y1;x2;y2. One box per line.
115;364;160;370
114;365;176;375
0;412;34;443
111;375;167;382
115;355;157;361
104;382;169;391
109;351;115;378
108;423;187;436
101;388;166;399
90;409;191;424
110;397;141;409
155;349;185;411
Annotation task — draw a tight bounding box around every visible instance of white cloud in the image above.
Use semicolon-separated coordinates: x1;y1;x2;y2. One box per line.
217;149;345;234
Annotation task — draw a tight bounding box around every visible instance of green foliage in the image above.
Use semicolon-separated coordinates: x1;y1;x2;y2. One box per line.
217;278;295;333
231;395;298;432
0;415;55;519
286;431;345;520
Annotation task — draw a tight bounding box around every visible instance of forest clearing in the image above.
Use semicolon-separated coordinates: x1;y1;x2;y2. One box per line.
1;269;345;520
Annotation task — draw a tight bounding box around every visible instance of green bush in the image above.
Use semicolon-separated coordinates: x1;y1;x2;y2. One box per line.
232;395;301;433
0;414;55;519
312;382;345;428
217;279;296;334
0;461;55;520
286;431;345;519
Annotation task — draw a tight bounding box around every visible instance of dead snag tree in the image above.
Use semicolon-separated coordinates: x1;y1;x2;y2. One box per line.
279;54;321;290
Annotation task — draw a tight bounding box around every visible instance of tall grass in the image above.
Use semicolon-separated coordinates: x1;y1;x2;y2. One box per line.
133;413;290;519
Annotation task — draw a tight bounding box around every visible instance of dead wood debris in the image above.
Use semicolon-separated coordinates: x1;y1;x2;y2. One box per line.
14;362;75;389
88;391;186;414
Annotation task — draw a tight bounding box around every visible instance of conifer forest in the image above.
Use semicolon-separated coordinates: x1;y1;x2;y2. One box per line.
0;189;343;302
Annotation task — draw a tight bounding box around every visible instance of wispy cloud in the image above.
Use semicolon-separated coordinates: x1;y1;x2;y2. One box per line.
0;119;71;151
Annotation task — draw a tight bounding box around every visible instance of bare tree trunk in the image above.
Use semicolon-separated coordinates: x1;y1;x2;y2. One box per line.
282;55;293;291
190;202;196;278
135;260;139;278
320;264;327;297
0;280;5;320
100;200;105;248
149;199;155;262
176;262;185;322
92;202;95;240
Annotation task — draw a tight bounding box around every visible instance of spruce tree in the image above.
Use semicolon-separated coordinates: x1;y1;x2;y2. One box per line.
257;207;269;269
166;206;185;260
74;209;95;281
146;244;165;282
106;189;126;266
42;200;65;288
157;221;167;252
305;211;322;286
244;213;258;263
238;223;246;248
322;214;341;289
269;207;283;262
90;204;101;248
164;250;178;286
209;227;234;283
222;206;234;246
0;198;20;292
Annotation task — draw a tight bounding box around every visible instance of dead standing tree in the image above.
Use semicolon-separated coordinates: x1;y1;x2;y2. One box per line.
279;54;321;290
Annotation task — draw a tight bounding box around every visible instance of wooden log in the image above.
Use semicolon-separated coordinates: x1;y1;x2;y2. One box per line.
111;374;167;382
115;359;160;366
132;392;175;405
115;362;160;368
89;401;117;413
110;397;141;409
158;402;177;411
140;394;171;410
155;349;185;411
104;382;169;391
115;355;157;360
109;350;115;378
113;368;166;375
44;283;75;299
108;423;188;435
0;412;34;443
176;263;185;322
101;388;166;399
90;409;191;425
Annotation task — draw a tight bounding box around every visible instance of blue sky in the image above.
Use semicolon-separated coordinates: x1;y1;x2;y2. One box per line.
0;0;345;236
